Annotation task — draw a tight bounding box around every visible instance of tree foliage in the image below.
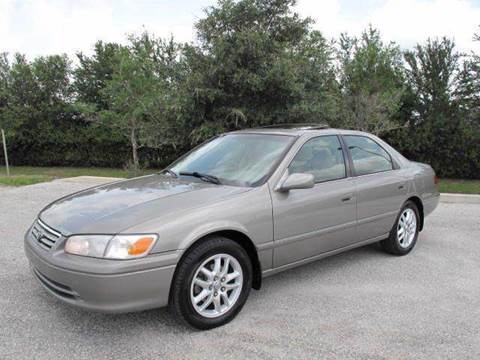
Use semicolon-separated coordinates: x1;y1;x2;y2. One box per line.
185;0;339;142
0;0;479;179
74;41;122;110
97;34;184;170
337;27;406;135
385;38;480;178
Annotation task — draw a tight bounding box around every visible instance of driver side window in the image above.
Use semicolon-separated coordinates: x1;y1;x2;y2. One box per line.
288;135;346;183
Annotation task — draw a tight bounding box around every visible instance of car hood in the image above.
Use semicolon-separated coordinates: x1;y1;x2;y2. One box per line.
39;174;250;235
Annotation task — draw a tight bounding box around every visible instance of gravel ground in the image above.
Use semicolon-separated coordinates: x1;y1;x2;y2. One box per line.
1;178;479;360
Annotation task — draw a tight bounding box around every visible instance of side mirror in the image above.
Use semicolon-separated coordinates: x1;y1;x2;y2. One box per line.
278;173;315;192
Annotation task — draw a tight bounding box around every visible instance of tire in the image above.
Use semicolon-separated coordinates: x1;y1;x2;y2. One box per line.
381;200;420;256
169;236;252;330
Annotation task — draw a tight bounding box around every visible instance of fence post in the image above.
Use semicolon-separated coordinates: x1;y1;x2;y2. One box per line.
1;129;9;176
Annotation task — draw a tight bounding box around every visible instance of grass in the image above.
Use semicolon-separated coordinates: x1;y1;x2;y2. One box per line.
0;166;156;187
437;179;480;194
0;174;54;186
0;166;479;194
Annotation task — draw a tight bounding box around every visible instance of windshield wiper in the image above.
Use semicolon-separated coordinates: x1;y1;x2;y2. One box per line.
179;171;221;185
161;169;178;178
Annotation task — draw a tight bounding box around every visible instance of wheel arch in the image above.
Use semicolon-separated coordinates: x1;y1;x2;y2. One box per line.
407;196;424;231
214;230;262;290
174;229;262;292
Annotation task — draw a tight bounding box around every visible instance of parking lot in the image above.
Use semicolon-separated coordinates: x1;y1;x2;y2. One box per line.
1;177;479;360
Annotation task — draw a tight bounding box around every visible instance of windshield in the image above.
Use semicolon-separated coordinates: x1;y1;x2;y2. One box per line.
169;133;295;187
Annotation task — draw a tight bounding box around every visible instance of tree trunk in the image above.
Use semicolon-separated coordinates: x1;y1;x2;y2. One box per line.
130;128;139;172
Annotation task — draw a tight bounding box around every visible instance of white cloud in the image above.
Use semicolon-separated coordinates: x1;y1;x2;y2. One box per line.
0;0;213;60
0;0;16;52
24;1;119;56
296;0;480;53
1;0;479;59
370;0;480;53
296;0;363;38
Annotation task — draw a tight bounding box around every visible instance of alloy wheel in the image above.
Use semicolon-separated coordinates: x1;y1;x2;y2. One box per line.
190;253;243;318
397;208;417;249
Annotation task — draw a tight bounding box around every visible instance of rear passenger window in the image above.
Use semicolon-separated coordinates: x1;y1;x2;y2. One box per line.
288;136;346;183
344;135;393;176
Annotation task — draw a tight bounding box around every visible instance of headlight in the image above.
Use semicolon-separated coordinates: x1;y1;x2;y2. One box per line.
64;235;111;258
65;234;158;259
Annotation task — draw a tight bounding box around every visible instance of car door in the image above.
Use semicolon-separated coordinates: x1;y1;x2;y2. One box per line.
342;135;407;241
271;135;357;268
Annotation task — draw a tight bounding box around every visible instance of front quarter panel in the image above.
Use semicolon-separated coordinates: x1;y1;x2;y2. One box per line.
124;185;275;270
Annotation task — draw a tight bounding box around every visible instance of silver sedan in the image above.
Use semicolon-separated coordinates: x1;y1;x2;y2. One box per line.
24;124;439;329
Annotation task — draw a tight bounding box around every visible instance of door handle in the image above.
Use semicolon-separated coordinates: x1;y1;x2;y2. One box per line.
398;185;405;190
341;196;352;202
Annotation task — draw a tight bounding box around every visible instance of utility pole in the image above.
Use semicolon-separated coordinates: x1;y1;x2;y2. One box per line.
1;129;9;176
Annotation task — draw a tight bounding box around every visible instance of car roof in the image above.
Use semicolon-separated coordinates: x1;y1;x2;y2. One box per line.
228;124;369;137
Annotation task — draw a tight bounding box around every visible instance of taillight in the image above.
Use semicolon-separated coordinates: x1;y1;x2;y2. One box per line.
434;175;439;185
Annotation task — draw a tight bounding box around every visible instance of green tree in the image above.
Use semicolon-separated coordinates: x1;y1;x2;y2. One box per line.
0;53;93;166
0;53;12;166
99;33;185;170
1;1;479;178
404;38;459;118
0;53;11;130
74;41;122;110
398;38;479;178
457;27;480;126
185;0;339;143
457;57;480;127
336;27;405;135
5;53;73;139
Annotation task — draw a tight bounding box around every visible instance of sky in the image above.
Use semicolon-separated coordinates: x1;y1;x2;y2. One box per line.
1;0;480;60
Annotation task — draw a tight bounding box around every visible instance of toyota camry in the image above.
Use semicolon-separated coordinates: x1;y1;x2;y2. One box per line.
24;124;439;329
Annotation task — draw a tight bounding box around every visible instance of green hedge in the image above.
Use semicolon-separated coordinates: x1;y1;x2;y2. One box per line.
385;122;480;179
0;114;181;169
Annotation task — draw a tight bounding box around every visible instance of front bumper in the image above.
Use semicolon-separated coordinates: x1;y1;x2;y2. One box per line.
24;231;179;313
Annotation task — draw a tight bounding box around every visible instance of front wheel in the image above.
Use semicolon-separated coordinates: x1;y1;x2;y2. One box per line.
381;201;420;255
169;236;252;329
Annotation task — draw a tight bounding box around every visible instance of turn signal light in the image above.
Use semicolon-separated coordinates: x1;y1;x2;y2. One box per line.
128;236;156;255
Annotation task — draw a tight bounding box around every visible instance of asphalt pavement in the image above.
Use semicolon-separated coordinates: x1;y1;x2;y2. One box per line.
1;177;479;360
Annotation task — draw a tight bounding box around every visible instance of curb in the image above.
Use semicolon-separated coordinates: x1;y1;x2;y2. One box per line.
440;193;480;204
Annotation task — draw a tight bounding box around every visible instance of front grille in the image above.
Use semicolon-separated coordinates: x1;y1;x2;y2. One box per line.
32;268;77;299
31;219;62;250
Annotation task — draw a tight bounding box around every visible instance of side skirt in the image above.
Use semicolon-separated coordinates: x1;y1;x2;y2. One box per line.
261;233;389;278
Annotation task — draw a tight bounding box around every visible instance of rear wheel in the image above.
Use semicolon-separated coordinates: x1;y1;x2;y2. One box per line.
381;201;420;255
169;236;252;329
